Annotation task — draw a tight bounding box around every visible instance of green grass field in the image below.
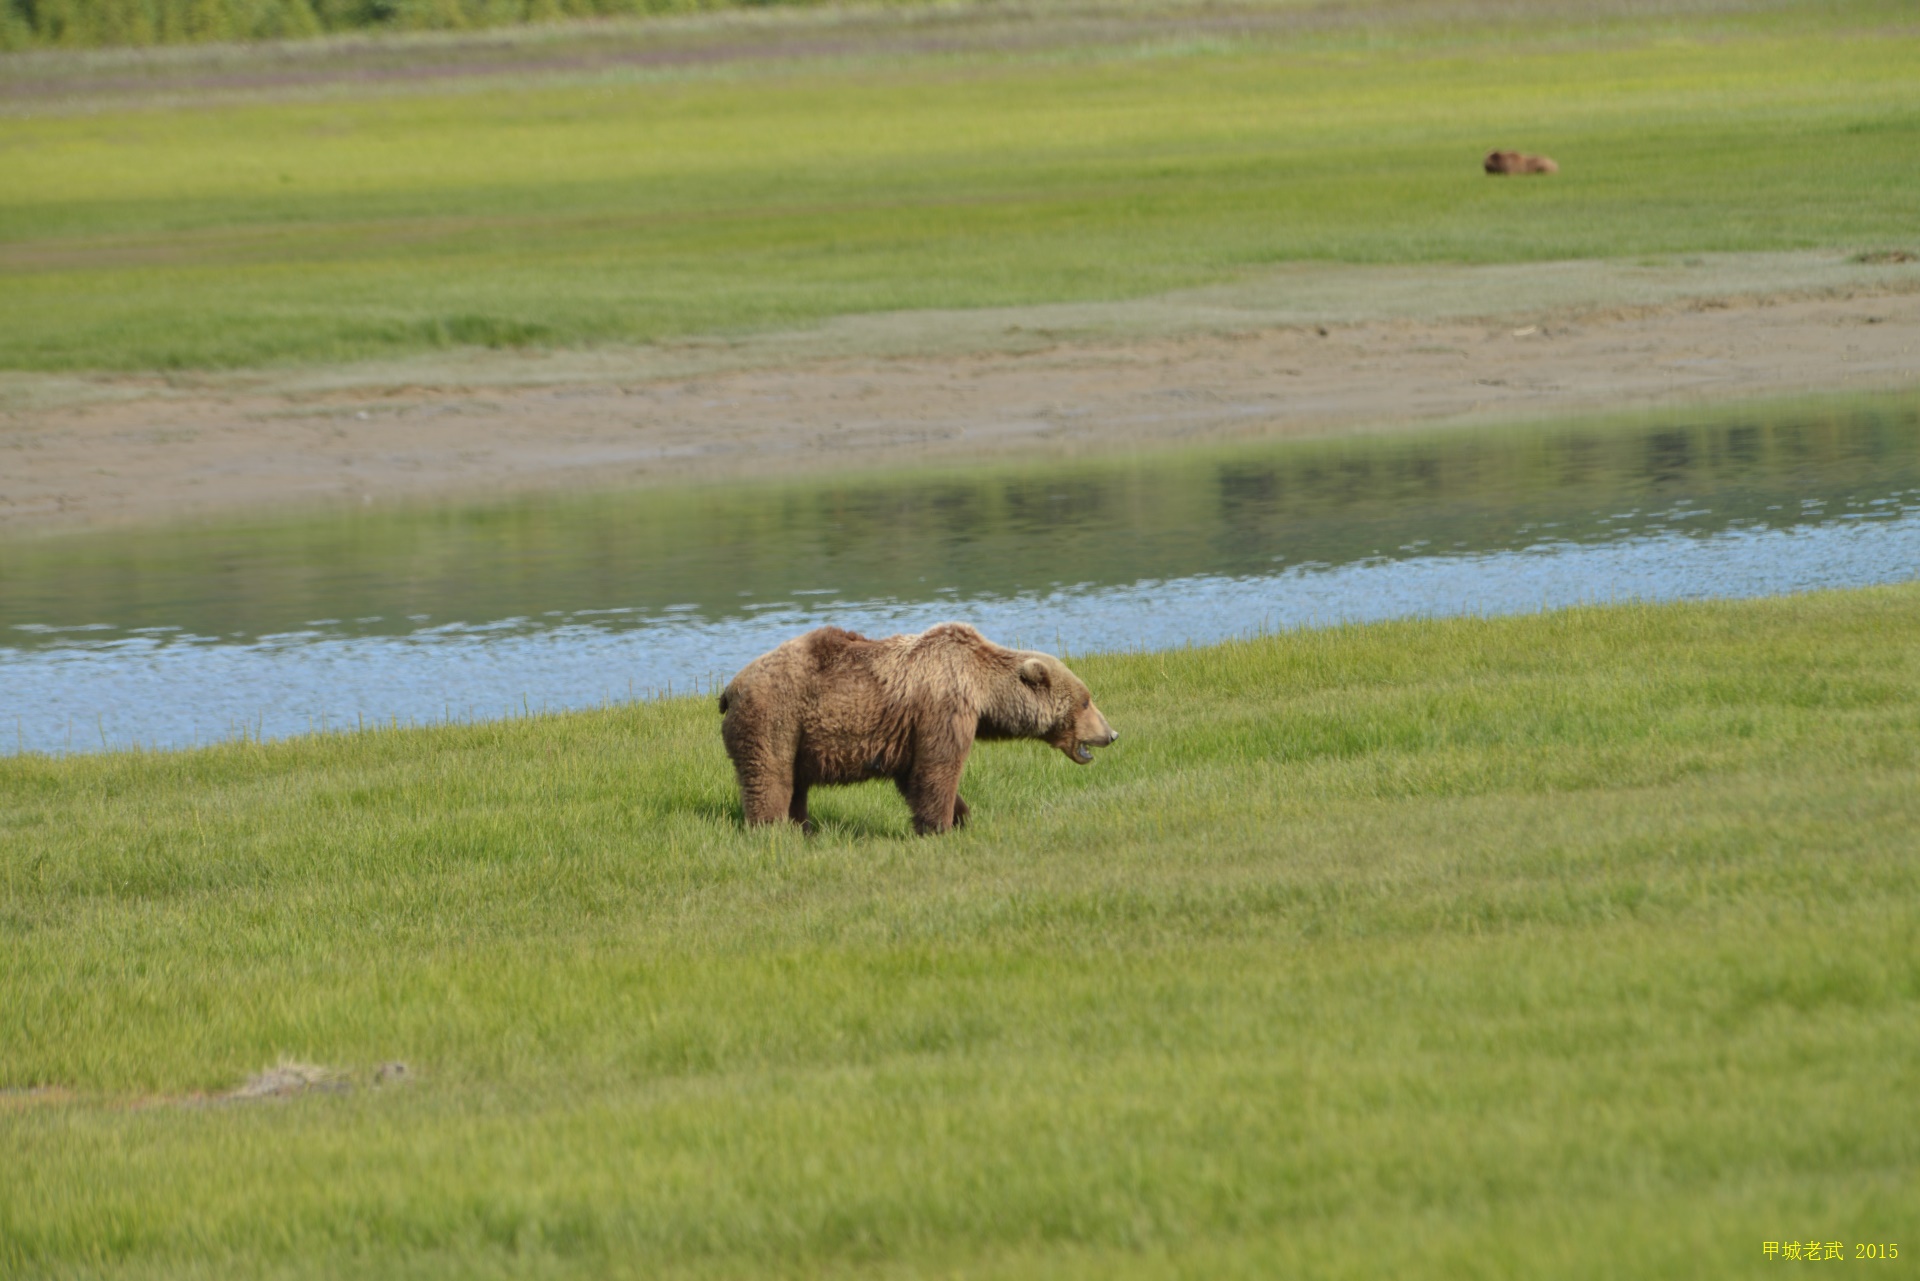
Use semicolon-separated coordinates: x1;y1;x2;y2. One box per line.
4;0;1918;370
4;588;1917;1277
6;4;1918;1273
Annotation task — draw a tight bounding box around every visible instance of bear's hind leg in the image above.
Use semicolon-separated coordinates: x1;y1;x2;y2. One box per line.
788;781;815;835
724;707;801;828
740;776;793;827
733;749;798;828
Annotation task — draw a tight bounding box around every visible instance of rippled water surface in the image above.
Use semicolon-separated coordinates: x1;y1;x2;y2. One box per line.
6;395;1917;754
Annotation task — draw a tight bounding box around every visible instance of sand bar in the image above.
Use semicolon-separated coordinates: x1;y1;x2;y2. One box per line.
2;252;1916;535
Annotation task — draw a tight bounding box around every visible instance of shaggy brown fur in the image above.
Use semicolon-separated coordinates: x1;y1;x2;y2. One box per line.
1484;150;1559;175
718;622;1118;835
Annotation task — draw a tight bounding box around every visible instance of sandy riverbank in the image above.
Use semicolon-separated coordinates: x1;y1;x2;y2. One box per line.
3;252;1915;535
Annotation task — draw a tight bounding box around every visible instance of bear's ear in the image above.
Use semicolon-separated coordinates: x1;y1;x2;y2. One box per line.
1018;657;1051;688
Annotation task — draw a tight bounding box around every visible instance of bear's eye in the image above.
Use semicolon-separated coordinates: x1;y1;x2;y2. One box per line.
1080;696;1091;710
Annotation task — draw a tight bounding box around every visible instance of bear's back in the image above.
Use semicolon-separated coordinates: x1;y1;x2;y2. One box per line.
727;622;1004;719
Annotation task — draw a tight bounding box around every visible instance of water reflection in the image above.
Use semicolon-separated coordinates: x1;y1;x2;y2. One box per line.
4;395;1917;754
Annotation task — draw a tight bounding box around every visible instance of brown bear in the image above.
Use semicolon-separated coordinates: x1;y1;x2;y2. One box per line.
1484;150;1559;175
718;622;1118;835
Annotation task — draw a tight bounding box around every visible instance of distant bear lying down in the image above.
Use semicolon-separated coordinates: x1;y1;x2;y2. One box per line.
719;622;1118;835
1484;150;1559;175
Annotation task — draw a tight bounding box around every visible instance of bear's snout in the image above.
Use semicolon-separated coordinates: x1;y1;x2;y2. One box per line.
1064;704;1117;764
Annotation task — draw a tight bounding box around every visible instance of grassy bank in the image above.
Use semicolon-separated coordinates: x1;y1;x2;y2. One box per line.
3;586;1917;1277
4;0;1918;370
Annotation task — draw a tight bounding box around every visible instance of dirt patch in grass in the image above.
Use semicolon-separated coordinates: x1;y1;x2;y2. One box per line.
1;252;1916;536
226;1059;351;1100
1;1061;412;1110
213;1059;411;1104
0;1085;79;1112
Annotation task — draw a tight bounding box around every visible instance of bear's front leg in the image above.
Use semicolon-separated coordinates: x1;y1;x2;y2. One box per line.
897;762;965;835
896;714;978;835
951;793;970;828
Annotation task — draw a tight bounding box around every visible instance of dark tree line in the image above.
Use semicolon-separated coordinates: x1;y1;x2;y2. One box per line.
2;0;828;50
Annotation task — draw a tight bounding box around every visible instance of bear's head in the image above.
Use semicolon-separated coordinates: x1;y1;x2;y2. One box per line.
1018;655;1118;764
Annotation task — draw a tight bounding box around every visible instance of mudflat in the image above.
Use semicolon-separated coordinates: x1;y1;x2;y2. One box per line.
3;253;1916;534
